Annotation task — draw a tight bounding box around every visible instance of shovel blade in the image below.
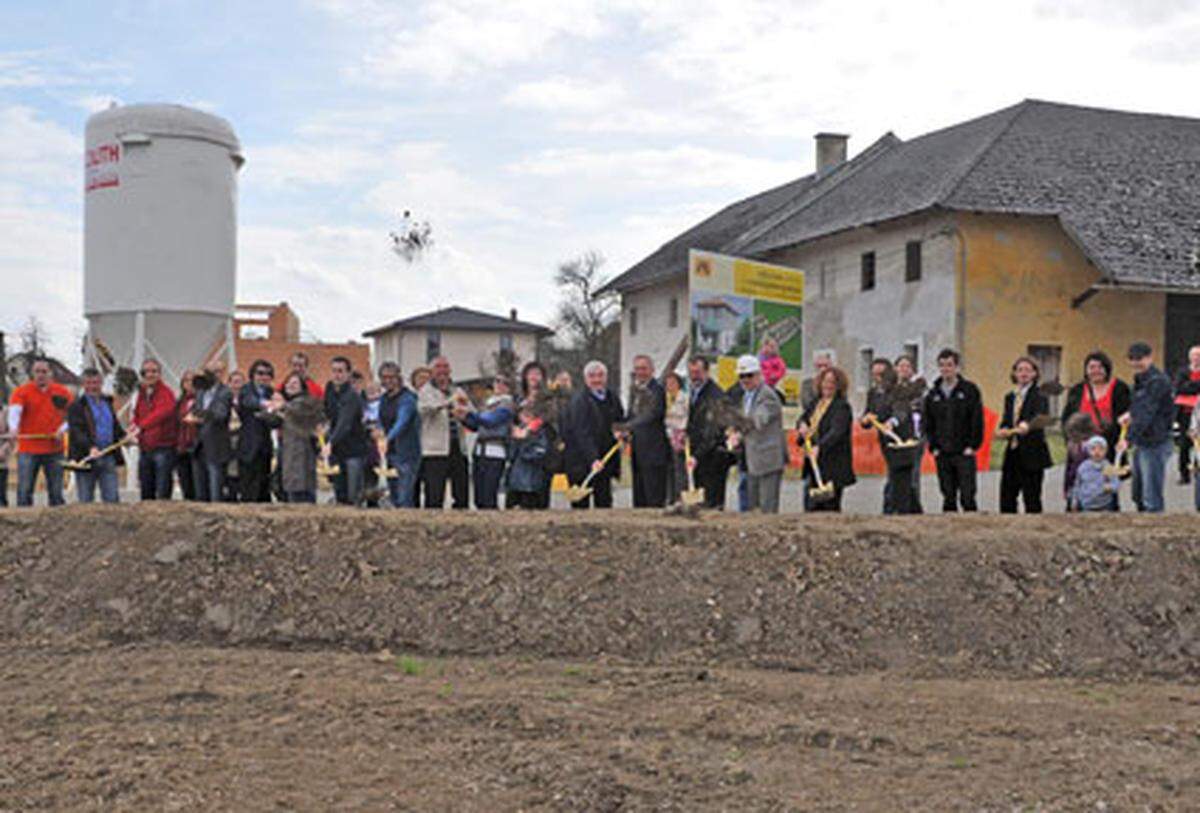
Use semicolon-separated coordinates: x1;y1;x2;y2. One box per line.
681;488;705;507
564;485;593;503
808;483;837;503
376;467;398;479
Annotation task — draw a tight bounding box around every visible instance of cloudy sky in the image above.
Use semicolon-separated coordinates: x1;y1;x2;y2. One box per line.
4;0;1200;360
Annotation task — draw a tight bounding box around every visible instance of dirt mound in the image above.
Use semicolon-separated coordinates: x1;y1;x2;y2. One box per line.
3;505;1199;679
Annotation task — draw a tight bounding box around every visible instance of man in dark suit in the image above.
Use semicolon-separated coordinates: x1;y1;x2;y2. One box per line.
324;356;369;506
237;359;276;503
185;361;234;503
624;354;669;508
686;355;732;509
562;360;624;509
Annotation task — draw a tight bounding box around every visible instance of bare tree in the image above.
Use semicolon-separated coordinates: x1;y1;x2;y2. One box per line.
554;251;619;366
20;315;50;357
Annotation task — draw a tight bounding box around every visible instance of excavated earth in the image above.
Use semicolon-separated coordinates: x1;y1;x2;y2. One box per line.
2;505;1199;810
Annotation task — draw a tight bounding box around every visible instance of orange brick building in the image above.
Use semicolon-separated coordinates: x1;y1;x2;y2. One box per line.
232;303;370;384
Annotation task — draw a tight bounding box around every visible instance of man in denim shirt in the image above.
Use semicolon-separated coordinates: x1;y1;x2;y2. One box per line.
1118;342;1174;512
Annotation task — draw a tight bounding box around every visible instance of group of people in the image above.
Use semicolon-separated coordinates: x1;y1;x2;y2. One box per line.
2;339;1198;514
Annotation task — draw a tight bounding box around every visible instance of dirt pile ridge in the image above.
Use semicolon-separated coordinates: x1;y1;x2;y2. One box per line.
2;504;1199;679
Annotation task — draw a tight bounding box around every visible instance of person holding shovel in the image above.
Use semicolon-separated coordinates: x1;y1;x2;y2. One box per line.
996;356;1053;514
7;357;72;507
797;366;855;512
67;367;129;504
0;404;12;507
686;356;733;510
562;360;624;509
663;371;689;505
726;355;786;513
260;371;325;504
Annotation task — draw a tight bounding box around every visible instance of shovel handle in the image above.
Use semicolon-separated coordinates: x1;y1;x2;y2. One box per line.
867;416;905;445
581;440;623;489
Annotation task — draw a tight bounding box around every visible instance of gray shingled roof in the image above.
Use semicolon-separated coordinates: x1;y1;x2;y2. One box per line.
363;306;552;337
611;99;1200;294
600;133;905;296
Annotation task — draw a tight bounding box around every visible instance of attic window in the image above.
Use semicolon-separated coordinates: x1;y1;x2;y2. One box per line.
860;252;876;291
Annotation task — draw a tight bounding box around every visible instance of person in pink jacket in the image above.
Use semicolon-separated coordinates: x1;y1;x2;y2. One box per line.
758;338;787;389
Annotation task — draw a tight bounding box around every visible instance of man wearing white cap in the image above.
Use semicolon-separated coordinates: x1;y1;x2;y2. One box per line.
727;355;786;513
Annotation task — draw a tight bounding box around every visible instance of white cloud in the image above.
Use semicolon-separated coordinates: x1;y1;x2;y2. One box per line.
506;145;799;192
315;0;610;83
504;76;625;113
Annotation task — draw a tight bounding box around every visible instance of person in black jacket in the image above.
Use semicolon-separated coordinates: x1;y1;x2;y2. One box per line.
67;368;127;504
997;356;1053;514
1172;345;1200;485
323;356;369;505
923;348;984;512
797;366;855;512
562;360;624;509
184;361;234;503
236;359;276;503
1059;350;1131;464
686;356;732;509
624;354;669;508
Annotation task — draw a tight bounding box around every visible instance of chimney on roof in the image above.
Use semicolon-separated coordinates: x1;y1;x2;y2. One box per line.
510;308;518;321
815;132;848;174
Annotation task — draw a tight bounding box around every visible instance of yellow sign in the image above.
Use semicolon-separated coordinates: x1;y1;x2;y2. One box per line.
715;356;738;390
733;259;805;304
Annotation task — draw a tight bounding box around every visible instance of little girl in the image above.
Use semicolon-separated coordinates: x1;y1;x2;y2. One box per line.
1062;412;1095;511
758;338;786;390
506;405;549;509
1069;436;1121;511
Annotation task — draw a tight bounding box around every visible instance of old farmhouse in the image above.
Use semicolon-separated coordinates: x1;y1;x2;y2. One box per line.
601;99;1200;410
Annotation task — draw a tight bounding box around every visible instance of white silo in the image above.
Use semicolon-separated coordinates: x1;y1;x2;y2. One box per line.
83;103;244;389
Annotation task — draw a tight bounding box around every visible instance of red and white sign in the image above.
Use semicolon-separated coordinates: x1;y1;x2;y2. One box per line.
85;143;120;192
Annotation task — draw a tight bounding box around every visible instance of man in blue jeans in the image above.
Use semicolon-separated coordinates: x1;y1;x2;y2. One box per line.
67;368;127;503
1118;342;1175;513
377;361;420;508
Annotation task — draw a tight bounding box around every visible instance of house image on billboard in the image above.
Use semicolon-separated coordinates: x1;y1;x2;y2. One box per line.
601;99;1200;410
693;296;743;356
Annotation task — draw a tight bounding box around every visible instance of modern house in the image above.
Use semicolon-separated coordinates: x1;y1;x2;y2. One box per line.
601;99;1200;410
363;306;553;382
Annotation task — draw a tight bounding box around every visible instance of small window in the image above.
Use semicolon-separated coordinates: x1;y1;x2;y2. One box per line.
629;306;639;336
903;342;920;373
860;252;876;291
668;297;679;329
499;332;513;353
425;329;441;362
858;347;874;390
905;241;922;282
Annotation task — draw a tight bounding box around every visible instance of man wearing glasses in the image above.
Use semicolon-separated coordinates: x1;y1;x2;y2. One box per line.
132;358;178;500
726;355;786;513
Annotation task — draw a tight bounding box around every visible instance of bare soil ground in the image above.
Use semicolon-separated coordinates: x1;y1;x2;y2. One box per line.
2;505;1200;810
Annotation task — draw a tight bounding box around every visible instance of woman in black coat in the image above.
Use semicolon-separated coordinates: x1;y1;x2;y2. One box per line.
998;356;1053;514
1060;350;1131;462
797;367;855;512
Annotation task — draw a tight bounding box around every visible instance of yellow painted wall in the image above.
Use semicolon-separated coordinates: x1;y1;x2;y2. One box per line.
959;213;1165;411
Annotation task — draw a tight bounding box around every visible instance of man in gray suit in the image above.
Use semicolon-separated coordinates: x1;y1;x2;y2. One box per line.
728;355;786;513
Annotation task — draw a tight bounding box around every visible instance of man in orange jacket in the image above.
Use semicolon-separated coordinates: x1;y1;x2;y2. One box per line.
6;358;72;506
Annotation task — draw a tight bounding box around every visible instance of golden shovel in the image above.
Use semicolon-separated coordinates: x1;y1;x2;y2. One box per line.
1102;423;1130;478
803;434;836;504
867;416;919;449
316;431;340;477
564;440;622;503
1190;436;1200;473
374;434;397;479
680;438;705;507
63;436;133;471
